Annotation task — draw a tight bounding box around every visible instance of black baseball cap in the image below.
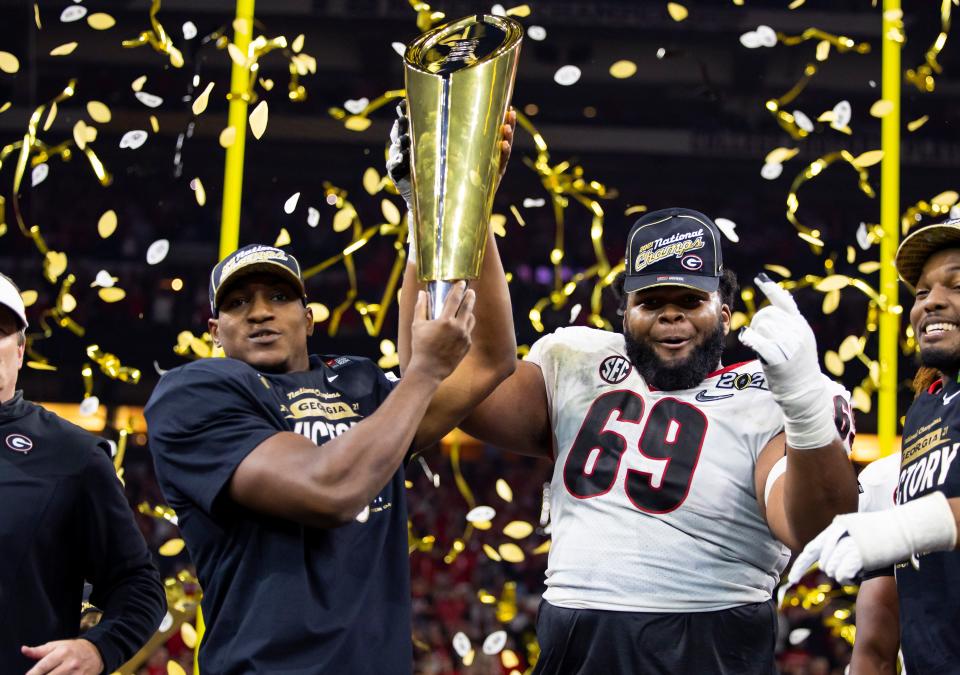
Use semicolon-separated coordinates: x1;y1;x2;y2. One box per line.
623;208;723;294
895;218;960;291
209;244;306;315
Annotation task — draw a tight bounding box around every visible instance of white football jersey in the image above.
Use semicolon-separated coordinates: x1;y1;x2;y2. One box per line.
526;326;852;612
858;453;899;513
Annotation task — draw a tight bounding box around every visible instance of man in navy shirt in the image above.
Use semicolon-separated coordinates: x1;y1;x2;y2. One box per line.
0;272;165;674
146;121;516;673
793;219;960;673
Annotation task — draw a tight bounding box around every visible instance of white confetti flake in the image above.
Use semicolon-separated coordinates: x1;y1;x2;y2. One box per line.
31;163;49;187
523;197;545;208
553;65;581;86
284;192;300;214
527;26;547;41
855;222;871;250
452;633;472;658
158;612;174;633
146;239;170;265
79;396;100;416
714;217;740;243
119;130;148;149
569;303;582;323
391;42;406;56
60;5;87;22
831;100;851;129
739;31;761;49
491;4;507;16
482;630;507;655
466;505;496;523
760;162;783;180
182;21;197;40
307;207;320;227
135;91;163;108
755;25;778;48
92;270;116;287
343;97;369;115
792;109;814;132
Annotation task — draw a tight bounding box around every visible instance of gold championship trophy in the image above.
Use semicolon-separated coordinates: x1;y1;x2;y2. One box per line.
404;15;523;318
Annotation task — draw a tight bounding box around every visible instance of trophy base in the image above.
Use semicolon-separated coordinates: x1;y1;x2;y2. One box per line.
427;280;461;320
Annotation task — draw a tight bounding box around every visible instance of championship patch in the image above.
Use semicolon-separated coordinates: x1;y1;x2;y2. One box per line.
599;355;631;384
632;228;705;273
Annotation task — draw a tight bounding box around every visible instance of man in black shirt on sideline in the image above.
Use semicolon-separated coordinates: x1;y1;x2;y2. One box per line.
0;272;166;674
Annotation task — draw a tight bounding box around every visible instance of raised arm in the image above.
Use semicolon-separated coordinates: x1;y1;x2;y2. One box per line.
393;105;518;450
230;286;476;527
741;275;858;550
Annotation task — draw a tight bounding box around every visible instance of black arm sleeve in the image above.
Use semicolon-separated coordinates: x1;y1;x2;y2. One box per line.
79;443;166;673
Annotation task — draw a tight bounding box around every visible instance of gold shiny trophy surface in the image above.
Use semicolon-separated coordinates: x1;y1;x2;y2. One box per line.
404;15;522;318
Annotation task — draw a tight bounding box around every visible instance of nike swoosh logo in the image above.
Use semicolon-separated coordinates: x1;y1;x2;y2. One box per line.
944;390;959;405
695;390;734;402
328;374;339;382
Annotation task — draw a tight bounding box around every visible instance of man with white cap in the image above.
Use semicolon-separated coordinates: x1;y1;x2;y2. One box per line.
0;272;166;674
792;219;960;674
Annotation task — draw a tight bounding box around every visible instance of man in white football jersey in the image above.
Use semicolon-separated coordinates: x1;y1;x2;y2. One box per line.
424;208;859;673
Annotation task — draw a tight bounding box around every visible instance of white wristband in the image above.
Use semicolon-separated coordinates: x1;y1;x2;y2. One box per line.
406;210;416;261
841;491;958;570
782;394;839;450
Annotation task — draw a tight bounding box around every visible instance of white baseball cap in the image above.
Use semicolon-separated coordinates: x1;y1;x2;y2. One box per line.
0;273;28;329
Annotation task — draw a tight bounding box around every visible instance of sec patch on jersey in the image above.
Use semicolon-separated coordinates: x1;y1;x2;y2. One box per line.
598;355;631;384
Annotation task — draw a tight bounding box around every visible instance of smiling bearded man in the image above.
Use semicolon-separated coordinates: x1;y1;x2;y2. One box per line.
446;207;859;674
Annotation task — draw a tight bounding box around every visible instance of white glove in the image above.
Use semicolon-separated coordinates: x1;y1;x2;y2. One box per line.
738;274;837;449
788;491;958;585
386;100;413;209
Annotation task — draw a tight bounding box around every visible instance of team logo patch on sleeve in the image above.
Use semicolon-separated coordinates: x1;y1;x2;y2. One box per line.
599;355;632;384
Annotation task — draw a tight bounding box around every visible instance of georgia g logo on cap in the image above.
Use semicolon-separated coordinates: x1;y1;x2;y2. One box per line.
6;433;33;453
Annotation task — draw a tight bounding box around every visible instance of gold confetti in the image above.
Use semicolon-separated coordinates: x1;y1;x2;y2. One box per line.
131;75;147;92
503;521;534;539
43;102;58;131
852;150;884;168
822;289;840;314
852;386;871;413
788;0;806;7
50;42;78;57
249;100;269;139
45;251;68;281
905;0;952;92
932;191;959;208
167;662;187;675
495;478;513;502
219;126;237;148
227;43;247;67
60;293;77;313
814;275;848;292
33;3;40;29
274;227;291;247
192;81;215;115
624;205;647;216
765;147;799;165
149;115;159;132
98;287;126;303
489;213;508;238
472;520;492;531
907;115;929;132
869;99;894;118
333;207;356;233
87;13;116;30
483;544;502;561
363;167;381;195
506;4;532;17
501;650;520;669
98;210;118;238
609;60;637;79
159;538;186;556
20;290;38;307
0;102;10;114
825;351;844;376
180;623;197;649
838;335;863;362
307;302;330;323
292;34;305;53
498;543;525;563
0;51;19;74
815;40;831;62
86;101;111;123
532;540;551;555
381;199;401;225
667;2;689;21
858;261;881;274
344;116;372;132
764;264;792;278
191;177;206;206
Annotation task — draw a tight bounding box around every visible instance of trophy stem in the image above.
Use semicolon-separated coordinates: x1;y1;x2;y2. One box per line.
427;280;458;319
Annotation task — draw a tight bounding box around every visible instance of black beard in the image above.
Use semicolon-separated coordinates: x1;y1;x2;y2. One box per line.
920;346;960;378
625;322;726;391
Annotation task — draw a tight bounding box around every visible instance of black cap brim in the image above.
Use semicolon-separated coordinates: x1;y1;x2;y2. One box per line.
622;273;720;294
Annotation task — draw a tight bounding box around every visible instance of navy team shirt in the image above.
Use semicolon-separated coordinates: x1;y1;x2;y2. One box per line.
895;376;960;674
145;355;411;675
